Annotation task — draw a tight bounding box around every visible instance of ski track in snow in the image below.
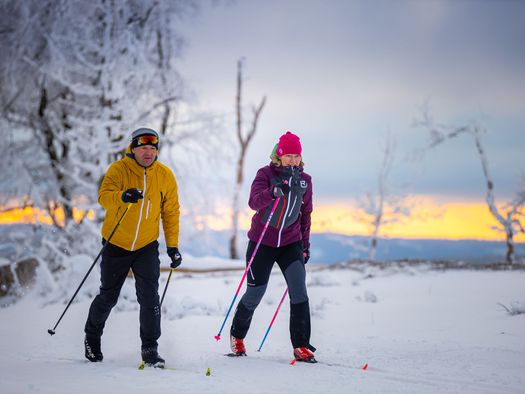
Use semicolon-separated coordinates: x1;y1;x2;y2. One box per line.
1;267;524;394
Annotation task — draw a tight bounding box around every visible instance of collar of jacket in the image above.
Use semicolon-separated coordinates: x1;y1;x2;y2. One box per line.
269;162;303;178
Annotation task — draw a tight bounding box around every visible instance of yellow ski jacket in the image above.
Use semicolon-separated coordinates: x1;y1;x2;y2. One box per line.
99;150;180;251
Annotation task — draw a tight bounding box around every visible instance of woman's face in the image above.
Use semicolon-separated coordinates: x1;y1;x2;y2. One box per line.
280;154;302;167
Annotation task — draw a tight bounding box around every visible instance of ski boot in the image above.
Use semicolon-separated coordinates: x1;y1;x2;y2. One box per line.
229;335;247;357
84;336;103;362
141;347;165;369
293;347;317;363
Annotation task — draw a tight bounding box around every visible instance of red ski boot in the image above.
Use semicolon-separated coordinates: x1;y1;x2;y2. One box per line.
229;335;247;357
293;347;317;363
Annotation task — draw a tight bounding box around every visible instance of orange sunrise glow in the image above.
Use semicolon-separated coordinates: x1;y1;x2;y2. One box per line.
311;198;525;242
1;198;523;243
0;207;95;226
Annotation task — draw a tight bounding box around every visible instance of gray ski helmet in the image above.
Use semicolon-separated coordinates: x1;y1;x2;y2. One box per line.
131;128;159;149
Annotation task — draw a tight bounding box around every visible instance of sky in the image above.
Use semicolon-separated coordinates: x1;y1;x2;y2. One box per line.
1;0;523;243
173;0;525;240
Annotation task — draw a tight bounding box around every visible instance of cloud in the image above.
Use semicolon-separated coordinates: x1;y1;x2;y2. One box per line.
178;0;525;202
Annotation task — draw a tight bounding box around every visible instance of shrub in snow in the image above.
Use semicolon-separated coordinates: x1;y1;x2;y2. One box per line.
498;301;525;316
311;298;332;317
356;290;378;303
307;274;341;287
510;301;525;315
364;290;378;303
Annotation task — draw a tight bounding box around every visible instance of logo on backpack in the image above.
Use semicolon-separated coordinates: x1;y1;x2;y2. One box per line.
300;180;307;188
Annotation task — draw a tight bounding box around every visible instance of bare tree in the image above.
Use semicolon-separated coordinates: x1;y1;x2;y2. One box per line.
413;105;525;263
229;59;266;259
354;132;413;260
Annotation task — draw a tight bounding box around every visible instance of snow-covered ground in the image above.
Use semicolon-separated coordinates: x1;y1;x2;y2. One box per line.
1;262;524;394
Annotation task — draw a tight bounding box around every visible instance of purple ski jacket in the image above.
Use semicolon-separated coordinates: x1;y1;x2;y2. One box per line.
247;163;313;249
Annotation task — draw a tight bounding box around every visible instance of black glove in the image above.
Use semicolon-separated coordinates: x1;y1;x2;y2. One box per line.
273;182;290;198
303;248;310;264
167;247;182;269
122;188;143;203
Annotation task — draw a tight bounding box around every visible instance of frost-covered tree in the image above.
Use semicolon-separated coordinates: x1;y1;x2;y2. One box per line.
0;0;200;271
413;106;525;263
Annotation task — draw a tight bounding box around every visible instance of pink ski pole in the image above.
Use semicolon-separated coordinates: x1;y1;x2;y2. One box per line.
214;195;282;341
257;287;288;351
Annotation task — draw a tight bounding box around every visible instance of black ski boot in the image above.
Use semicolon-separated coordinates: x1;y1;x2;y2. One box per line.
141;347;165;368
84;336;103;362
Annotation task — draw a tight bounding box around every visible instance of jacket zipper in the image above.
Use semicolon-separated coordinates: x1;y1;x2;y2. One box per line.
276;174;293;247
288;195;298;217
131;169;147;251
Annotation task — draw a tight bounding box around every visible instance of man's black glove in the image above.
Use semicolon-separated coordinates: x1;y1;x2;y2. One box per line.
167;247;182;269
273;182;291;198
303;248;310;264
122;188;143;203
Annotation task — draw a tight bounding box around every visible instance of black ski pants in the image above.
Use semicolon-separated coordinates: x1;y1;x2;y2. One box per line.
84;240;161;350
230;240;312;349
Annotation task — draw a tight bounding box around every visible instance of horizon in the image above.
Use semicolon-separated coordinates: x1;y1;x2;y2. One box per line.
2;201;524;244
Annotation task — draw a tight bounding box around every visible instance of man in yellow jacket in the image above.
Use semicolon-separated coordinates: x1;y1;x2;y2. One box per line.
84;128;181;368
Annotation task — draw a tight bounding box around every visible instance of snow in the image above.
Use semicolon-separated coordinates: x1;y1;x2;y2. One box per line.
1;261;524;394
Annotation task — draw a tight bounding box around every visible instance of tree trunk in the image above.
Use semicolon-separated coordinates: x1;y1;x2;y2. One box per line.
229;59;266;259
506;229;514;263
230;180;242;260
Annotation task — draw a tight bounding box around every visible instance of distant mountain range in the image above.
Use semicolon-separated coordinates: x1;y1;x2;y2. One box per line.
181;230;525;265
307;233;525;264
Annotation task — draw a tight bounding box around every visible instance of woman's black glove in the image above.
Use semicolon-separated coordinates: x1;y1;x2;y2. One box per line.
273;182;290;198
167;247;182;268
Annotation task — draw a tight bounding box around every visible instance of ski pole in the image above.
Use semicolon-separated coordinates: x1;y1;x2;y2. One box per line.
160;268;174;307
257;287;288;351
214;196;282;341
47;203;133;336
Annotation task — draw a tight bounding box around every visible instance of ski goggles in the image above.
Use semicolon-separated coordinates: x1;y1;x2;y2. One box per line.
132;134;159;147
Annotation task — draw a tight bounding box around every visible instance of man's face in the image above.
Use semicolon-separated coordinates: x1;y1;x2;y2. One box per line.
132;145;157;167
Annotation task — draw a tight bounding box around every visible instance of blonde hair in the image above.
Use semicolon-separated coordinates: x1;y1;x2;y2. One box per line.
270;143;304;167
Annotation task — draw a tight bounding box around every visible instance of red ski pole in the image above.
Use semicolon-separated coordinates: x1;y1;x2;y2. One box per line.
257;287;288;351
214;196;282;341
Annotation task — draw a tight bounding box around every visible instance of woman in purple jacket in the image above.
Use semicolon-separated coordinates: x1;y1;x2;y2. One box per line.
230;131;317;363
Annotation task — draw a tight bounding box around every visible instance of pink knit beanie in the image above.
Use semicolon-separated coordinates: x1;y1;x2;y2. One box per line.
276;131;302;156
